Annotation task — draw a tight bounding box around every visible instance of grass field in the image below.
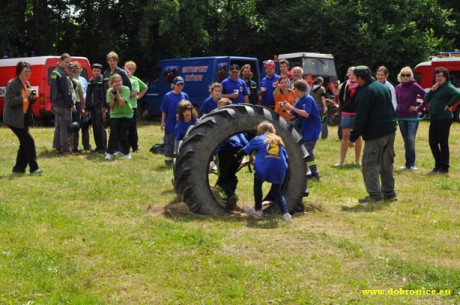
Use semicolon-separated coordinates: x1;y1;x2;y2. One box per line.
0;119;459;305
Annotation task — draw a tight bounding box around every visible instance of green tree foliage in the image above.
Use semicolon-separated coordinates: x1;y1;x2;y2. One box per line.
0;0;457;81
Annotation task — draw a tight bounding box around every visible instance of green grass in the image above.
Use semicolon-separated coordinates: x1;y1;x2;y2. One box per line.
0;120;459;305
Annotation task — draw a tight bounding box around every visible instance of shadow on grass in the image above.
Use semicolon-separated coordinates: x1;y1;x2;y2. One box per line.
330;164;362;170
341;201;391;212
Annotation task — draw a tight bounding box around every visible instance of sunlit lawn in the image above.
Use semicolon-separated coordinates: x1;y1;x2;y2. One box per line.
0;119;458;304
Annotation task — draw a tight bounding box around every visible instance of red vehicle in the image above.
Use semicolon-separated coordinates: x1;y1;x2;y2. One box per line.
414;52;460;122
0;56;92;125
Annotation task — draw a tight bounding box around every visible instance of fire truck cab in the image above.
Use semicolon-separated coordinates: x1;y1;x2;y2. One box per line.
0;56;91;125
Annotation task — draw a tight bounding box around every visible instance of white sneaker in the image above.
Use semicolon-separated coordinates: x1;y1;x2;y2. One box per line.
335;162;345;167
122;153;132;160
409;166;418;171
114;151;123;156
400;165;408;170
281;213;292;223
245;207;263;219
105;153;113;161
30;169;42;175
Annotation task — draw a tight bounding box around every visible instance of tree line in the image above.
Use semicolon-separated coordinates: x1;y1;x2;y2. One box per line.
1;0;459;82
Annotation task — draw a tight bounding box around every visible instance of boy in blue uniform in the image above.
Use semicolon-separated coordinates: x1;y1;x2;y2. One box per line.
220;64;249;104
238;121;292;222
283;79;322;180
160;76;189;167
214;99;248;211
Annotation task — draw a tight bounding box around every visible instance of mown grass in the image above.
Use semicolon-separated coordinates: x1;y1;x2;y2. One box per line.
0;119;458;305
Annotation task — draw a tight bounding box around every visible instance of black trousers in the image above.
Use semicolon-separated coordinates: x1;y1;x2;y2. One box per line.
8;115;39;173
128;108;138;151
91;107;107;151
107;117;131;155
72;103;81;150
429;119;452;171
216;148;241;199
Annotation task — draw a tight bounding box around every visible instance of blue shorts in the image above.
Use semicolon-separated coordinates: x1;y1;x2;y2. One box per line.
341;113;356;128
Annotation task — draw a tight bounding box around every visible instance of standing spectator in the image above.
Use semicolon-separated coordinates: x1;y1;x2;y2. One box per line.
50;53;75;155
70;62;87;152
311;77;328;139
240;64;258;105
86;63;107;153
376;66;397;111
348;66;397;204
221;64;249;104
240;121;291;222
4;61;41;175
273;75;296;121
200;82;221;115
283;80;322;181
124;61;148;153
336;67;362;166
258;60;280;109
160;76;190;167
395;66;426;170
105;74;133;161
73;61;93;151
103;51;132;95
279;59;291;78
418;67;460;174
290;66;310;93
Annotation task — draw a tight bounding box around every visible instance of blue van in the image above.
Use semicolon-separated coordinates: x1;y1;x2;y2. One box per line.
139;56;260;119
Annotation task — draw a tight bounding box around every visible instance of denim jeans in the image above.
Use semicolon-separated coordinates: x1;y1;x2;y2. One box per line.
254;174;288;214
398;120;419;167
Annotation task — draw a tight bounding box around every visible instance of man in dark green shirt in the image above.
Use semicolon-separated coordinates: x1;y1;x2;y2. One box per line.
348;66;397;204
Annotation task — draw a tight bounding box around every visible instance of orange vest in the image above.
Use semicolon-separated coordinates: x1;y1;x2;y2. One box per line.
22;83;29;114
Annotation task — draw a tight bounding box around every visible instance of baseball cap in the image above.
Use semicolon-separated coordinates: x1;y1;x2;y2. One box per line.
265;60;275;68
230;64;240;72
173;76;185;84
92;63;103;70
353;65;371;77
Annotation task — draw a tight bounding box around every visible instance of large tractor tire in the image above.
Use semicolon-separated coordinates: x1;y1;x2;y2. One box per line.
174;104;310;215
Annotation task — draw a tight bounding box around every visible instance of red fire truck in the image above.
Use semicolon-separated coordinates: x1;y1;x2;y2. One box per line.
0;56;92;125
414;52;460;122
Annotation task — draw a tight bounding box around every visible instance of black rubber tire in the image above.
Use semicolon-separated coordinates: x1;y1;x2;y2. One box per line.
174;104;309;215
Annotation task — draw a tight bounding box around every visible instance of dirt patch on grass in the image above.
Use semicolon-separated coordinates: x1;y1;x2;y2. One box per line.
146;196;191;217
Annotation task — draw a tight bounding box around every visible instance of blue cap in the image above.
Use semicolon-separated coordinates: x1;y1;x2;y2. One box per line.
173;76;184;84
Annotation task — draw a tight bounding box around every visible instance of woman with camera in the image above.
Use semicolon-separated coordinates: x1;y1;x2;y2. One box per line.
104;73;133;161
4;61;41;175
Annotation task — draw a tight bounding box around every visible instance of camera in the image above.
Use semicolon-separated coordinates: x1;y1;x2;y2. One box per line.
30;89;37;96
111;89;117;95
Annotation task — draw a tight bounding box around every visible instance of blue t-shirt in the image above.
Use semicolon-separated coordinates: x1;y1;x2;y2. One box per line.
221;77;248;104
291;95;322;141
200;96;219;115
160;91;190;133
243;134;288;184
216;133;248;154
259;74;280;106
175;118;197;141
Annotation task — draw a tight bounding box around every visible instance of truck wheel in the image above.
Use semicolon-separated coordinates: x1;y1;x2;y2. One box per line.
174;104;309;215
140;105;152;120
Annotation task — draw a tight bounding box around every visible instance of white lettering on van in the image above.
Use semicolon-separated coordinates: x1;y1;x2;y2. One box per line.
0;87;5;97
185;75;203;82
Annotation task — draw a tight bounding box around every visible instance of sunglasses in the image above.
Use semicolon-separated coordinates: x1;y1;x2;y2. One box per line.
401;74;411;77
